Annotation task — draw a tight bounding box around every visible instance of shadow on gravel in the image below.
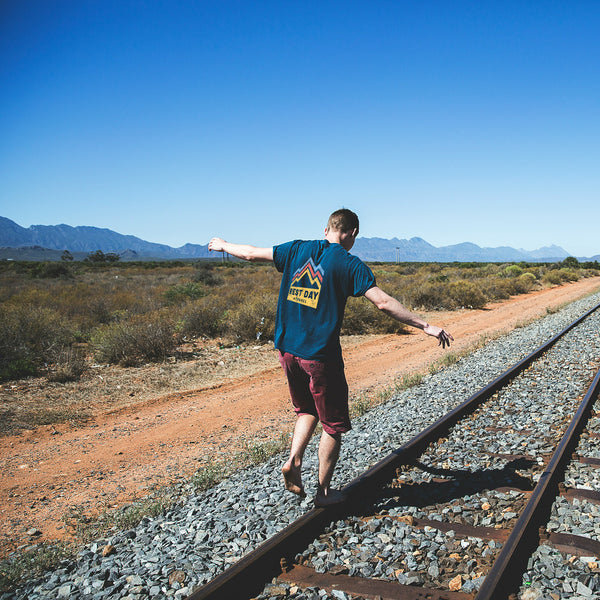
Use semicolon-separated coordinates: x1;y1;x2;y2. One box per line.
345;457;535;515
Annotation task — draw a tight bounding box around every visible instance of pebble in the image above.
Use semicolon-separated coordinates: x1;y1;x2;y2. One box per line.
2;293;600;599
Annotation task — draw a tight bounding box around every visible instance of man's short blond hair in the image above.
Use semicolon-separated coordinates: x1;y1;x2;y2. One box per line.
327;209;359;234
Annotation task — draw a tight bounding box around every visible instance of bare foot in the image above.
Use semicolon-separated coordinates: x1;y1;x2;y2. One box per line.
282;462;306;498
314;488;346;507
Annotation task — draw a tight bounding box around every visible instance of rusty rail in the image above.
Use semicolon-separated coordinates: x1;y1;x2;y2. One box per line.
475;363;600;600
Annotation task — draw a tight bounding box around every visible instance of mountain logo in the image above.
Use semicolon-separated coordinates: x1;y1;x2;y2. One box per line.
287;258;324;309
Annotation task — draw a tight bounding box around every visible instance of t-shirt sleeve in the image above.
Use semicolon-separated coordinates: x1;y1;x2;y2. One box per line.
350;258;376;297
273;240;295;273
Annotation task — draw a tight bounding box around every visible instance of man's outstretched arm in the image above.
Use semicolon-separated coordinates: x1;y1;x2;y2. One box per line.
208;237;273;262
364;285;453;348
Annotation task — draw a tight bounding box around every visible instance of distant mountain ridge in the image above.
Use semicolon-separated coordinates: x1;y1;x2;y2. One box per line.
352;236;573;262
0;216;209;260
0;216;588;262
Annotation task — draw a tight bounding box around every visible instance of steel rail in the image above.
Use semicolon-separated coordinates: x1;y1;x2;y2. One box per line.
187;302;600;600
474;363;600;600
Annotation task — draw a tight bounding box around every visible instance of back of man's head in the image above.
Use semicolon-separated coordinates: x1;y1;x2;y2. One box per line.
328;209;359;234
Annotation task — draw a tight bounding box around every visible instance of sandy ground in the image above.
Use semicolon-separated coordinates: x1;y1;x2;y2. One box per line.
1;276;600;557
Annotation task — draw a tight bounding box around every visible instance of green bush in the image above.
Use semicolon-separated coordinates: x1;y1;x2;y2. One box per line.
164;281;206;304
561;256;579;268
503;265;523;278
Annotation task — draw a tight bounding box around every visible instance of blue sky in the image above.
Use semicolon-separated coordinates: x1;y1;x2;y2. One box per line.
1;1;599;256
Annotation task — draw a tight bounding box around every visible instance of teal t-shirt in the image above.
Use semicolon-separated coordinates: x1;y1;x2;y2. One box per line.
273;239;376;362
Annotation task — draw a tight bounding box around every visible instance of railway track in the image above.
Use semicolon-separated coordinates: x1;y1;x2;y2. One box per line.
188;303;600;600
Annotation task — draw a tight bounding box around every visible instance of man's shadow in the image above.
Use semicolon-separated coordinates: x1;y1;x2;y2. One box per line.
345;457;535;515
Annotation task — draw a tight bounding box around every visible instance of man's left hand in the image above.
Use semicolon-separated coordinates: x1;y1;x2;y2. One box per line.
423;324;454;349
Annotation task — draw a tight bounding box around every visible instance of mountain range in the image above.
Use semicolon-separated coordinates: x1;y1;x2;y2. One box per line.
0;216;590;263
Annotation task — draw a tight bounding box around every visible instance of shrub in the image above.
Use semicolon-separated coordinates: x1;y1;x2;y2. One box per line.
543;271;562;286
503;265;523;278
447;280;487;309
179;297;225;339
403;282;448;310
194;264;222;286
33;262;73;279
479;278;512;301
46;346;87;382
342;297;380;334
226;293;277;342
542;268;578;286
0;305;75;380
192;461;226;492
556;268;579;282
241;434;289;464
164;281;206;304
395;373;424;391
514;272;537;293
91;311;180;365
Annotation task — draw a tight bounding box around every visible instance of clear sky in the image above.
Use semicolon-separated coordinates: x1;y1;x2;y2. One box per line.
1;1;599;257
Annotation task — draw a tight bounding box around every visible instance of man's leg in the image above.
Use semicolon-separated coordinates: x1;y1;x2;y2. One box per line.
282;413;318;497
314;430;345;506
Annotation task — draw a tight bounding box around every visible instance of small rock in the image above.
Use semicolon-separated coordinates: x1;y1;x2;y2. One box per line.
169;570;187;585
449;574;462;591
521;587;544;600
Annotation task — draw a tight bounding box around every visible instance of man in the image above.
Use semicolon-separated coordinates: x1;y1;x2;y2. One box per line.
208;209;453;507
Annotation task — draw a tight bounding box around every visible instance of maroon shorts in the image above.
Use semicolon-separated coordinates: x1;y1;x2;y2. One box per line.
278;351;351;435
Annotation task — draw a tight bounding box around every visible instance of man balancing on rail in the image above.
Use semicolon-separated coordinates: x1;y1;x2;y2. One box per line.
208;208;453;507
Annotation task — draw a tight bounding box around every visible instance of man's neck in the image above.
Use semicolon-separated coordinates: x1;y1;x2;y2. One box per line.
325;228;357;251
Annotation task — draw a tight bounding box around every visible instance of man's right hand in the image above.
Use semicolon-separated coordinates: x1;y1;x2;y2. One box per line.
208;237;226;252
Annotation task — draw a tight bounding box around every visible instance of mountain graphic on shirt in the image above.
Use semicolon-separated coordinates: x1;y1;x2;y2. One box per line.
287;258;324;309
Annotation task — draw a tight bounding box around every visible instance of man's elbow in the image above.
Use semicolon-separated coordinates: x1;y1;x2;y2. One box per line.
372;297;392;313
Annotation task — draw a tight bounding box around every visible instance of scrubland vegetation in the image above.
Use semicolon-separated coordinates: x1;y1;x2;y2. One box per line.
0;257;598;383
